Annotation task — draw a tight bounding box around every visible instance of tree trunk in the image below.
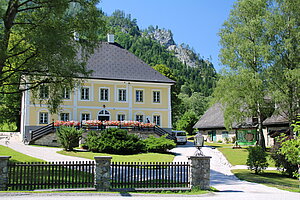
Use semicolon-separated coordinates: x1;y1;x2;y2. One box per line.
257;104;266;150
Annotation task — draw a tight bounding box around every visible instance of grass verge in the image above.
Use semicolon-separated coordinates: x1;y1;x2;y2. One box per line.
205;142;275;167
57;150;175;163
0;145;44;162
232;169;300;193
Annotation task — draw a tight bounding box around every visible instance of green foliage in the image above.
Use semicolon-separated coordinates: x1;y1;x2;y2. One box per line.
85;128;145;155
56;126;83;151
246;146;269;174
270;134;298;178
278;127;300;178
144;136;176;153
175;111;198;135
0;0;106;113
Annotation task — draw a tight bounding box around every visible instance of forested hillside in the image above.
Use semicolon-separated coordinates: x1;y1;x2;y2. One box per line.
101;10;218;129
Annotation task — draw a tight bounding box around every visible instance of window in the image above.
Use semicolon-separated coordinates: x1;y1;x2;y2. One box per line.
100;88;109;101
60;113;70;121
63;88;70;99
81;113;90;121
117;114;125;121
81;88;89;100
118;89;126;102
222;131;229;138
136;115;143;122
39;112;48;124
39;85;49;99
153;115;161;126
135;90;143;102
153;91;160;103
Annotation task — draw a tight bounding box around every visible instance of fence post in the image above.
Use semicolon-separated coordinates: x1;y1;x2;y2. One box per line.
94;156;112;191
188;156;211;190
0;156;11;191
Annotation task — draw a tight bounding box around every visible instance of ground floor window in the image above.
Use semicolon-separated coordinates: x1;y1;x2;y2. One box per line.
136;115;143;122
153;115;161;126
60;113;70;121
117;114;125;121
81;113;90;121
39;112;48;124
222;131;229;138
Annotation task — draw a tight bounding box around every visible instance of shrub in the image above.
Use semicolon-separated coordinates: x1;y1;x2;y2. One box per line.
246;146;268;174
280;136;300;178
270;134;298;178
56;126;83;151
144;136;176;153
85;128;145;155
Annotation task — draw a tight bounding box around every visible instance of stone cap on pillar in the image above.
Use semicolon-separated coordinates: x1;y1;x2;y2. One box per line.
0;156;11;160
188;156;212;160
94;156;112;161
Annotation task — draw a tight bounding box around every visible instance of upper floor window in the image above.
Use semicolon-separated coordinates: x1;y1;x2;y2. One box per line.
100;88;109;101
39;112;48;124
118;89;126;102
39;85;49;99
136;115;143;122
136;90;143;102
153;91;160;103
60;113;70;121
117;114;125;121
153;115;161;126
62;88;70;99
81;87;89;100
81;113;90;121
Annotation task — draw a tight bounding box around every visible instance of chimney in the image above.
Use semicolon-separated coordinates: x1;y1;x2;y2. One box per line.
107;34;114;43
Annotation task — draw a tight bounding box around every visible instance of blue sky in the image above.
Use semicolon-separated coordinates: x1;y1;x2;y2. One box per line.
99;0;237;72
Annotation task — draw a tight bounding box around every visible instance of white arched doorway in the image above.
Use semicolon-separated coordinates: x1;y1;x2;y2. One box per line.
98;109;110;121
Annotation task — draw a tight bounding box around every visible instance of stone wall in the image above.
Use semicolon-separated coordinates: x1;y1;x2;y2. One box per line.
32;132;60;147
0;156;10;191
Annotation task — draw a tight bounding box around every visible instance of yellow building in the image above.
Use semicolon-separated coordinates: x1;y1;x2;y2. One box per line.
20;36;175;142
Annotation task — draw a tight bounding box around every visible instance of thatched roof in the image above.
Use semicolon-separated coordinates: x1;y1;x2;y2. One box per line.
193;103;225;129
263;112;289;126
193;103;256;130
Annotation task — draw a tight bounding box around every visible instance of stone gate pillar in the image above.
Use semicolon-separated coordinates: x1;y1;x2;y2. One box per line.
94;156;112;191
0;156;11;191
188;156;211;190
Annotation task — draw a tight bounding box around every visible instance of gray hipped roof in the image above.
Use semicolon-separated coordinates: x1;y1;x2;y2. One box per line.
193;103;225;129
84;42;175;84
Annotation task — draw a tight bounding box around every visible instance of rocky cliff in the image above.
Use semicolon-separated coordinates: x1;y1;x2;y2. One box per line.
146;28;205;68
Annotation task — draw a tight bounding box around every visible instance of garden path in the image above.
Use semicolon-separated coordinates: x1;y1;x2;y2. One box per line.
0;134;91;162
171;141;297;197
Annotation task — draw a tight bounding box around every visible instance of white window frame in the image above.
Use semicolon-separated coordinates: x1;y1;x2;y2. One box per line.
135;114;144;122
39;85;49;99
39;112;49;124
152;90;161;104
80;87;90;101
60;113;70;121
153;115;161;126
117;114;126;121
81;112;91;121
117;88;127;102
62;88;71;100
135;89;144;103
99;87;109;102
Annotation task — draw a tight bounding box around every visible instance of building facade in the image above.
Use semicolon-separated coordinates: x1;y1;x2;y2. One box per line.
20;39;175;141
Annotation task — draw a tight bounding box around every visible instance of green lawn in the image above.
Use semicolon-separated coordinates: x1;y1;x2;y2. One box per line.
232;169;300;193
205;142;275;167
57;150;175;163
0;145;44;162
